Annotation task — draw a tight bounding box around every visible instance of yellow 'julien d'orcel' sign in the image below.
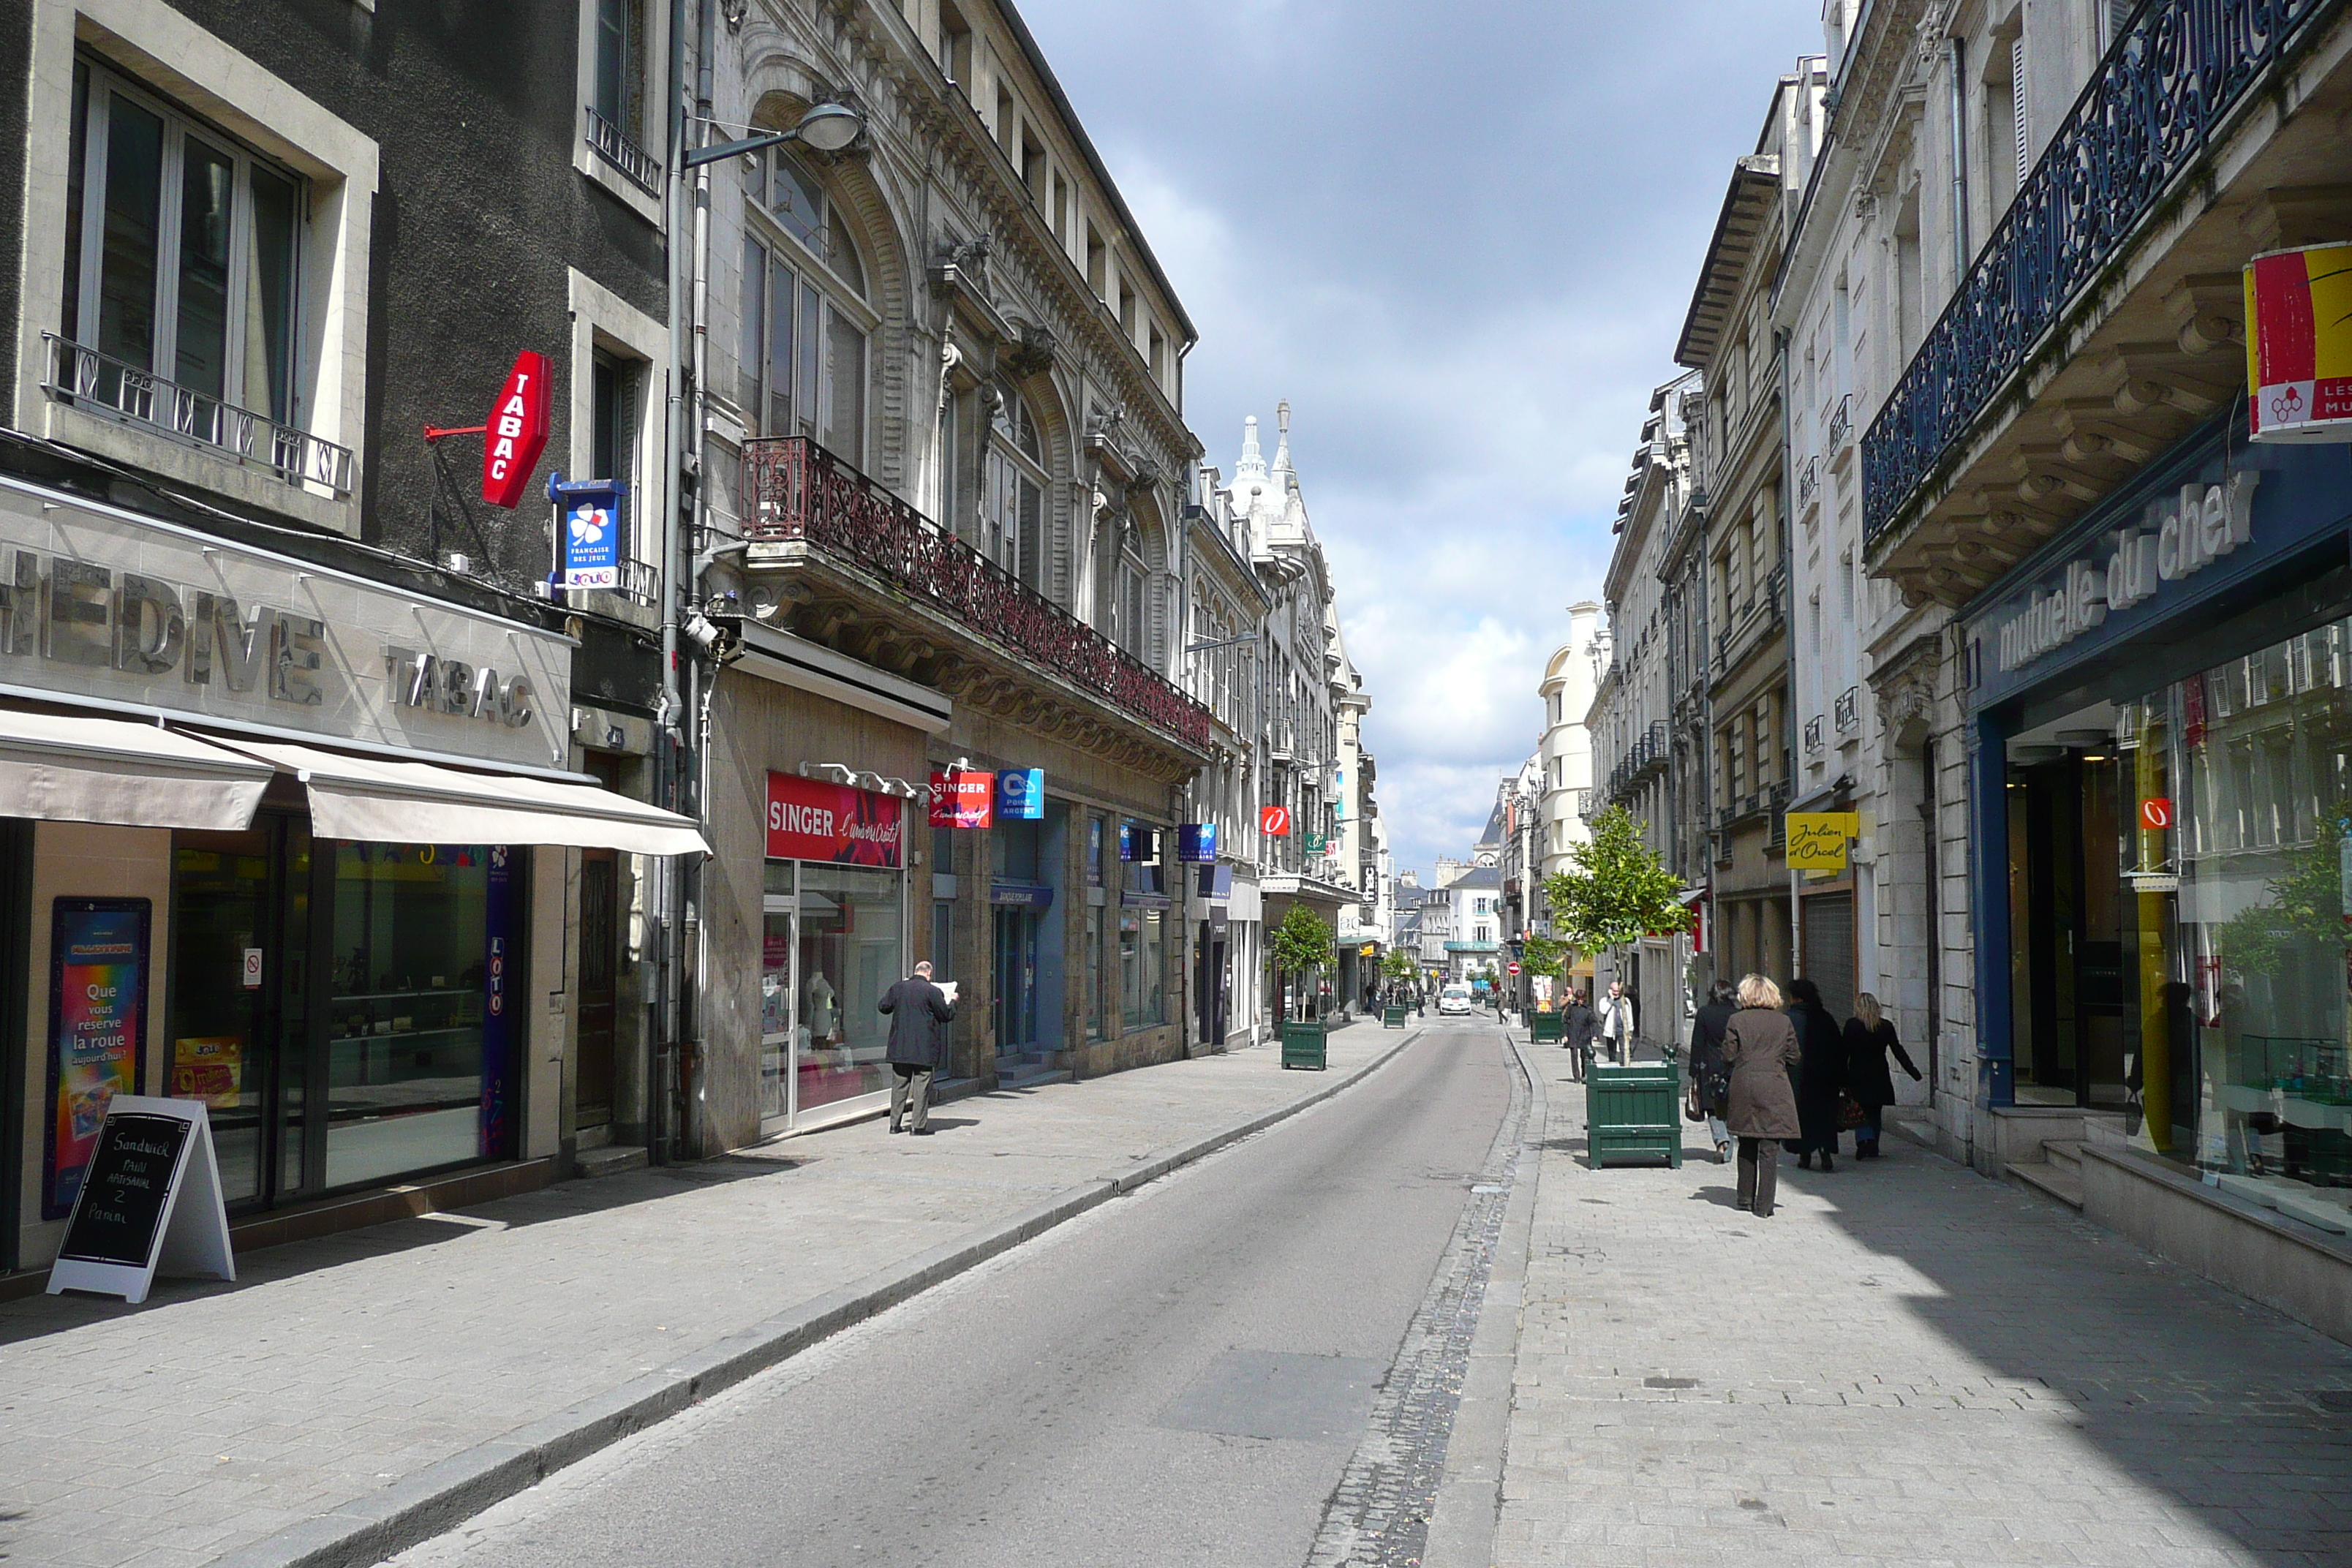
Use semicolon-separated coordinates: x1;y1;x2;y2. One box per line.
1784;813;1859;871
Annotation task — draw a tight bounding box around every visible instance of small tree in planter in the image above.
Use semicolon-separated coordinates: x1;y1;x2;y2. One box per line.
1380;949;1419;992
1544;806;1692;1028
1270;904;1337;1022
1520;935;1569;1008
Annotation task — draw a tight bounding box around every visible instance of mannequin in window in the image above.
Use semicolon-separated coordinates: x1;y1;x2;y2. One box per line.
805;969;838;1045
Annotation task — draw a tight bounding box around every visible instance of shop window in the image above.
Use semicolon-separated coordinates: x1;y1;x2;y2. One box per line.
739;144;869;465
62;58;304;427
325;843;516;1191
796;862;902;1113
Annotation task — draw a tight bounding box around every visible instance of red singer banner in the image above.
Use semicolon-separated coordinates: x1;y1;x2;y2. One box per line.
482;350;552;508
929;770;994;829
766;772;903;867
1261;805;1292;837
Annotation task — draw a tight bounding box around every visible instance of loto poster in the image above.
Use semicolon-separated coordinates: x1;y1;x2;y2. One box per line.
45;900;151;1221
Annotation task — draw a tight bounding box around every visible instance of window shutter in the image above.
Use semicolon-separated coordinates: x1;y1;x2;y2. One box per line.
2011;37;2029;186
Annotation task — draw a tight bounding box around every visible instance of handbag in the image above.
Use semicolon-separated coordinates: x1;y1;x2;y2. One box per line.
1683;1088;1707;1124
1836;1090;1867;1131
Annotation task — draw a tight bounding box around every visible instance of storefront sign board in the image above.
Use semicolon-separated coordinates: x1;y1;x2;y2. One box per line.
1785;813;1858;871
995;768;1044;820
989;881;1054;909
1118;823;1160;862
927;771;992;830
2245;245;2352;442
482;351;553;508
0;480;571;770
45;1096;235;1304
770;772;906;866
43;900;148;1220
1261;806;1291;837
1177;823;1218;862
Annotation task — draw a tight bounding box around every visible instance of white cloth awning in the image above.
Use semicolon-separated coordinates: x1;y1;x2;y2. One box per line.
211;738;710;856
0;709;271;831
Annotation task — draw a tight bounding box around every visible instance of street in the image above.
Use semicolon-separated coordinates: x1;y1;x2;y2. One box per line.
384;1020;1517;1568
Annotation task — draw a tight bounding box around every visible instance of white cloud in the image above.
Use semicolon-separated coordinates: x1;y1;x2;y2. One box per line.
1021;0;1819;877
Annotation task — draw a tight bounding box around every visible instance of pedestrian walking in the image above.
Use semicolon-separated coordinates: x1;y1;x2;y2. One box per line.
878;960;956;1135
1563;987;1596;1082
1783;977;1845;1171
1687;979;1737;1162
1595;979;1635;1066
1842;992;1922;1158
1719;973;1801;1217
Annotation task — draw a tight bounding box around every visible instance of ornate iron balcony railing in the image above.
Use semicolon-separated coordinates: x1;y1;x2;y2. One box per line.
1861;0;2332;546
1825;393;1852;453
1834;685;1861;735
584;104;663;198
42;333;353;496
741;435;1213;750
1797;456;1820;509
1803;715;1825;755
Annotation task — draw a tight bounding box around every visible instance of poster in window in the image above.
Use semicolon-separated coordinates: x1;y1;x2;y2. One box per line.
44;900;151;1221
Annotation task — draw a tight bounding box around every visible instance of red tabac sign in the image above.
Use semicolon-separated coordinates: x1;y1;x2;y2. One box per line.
929;770;994;829
482;351;552;508
766;772;903;867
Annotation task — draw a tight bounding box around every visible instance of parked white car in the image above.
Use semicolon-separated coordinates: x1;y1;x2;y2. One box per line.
1438;984;1473;1016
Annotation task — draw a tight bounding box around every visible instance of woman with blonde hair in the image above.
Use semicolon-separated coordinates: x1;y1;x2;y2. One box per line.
1842;992;1922;1158
1719;973;1802;1216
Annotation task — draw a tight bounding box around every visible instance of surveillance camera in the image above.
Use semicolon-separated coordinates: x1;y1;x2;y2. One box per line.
685;614;723;653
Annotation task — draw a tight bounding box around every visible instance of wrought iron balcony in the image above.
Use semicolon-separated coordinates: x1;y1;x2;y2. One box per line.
1797;456;1819;510
1834;685;1861;736
42;333;353;496
740;435;1213;750
1861;0;2333;547
584;104;663;197
1825;393;1851;454
1803;715;1825;756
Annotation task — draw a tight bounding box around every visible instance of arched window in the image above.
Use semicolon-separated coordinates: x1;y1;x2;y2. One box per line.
983;382;1045;587
738;140;870;464
1112;533;1147;660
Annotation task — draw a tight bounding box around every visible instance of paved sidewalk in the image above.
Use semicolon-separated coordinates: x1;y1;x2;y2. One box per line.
0;1025;1411;1568
1490;1036;2352;1567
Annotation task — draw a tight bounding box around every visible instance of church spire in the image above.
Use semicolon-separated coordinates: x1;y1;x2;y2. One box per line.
1273;399;1293;478
1235;414;1268;483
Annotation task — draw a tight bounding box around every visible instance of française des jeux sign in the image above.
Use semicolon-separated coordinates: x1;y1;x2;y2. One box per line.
0;479;569;769
767;772;904;867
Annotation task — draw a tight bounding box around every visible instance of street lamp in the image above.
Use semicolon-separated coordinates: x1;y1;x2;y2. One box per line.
683;102;864;169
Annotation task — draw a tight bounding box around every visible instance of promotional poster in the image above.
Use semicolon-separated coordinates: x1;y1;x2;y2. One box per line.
45;900;150;1220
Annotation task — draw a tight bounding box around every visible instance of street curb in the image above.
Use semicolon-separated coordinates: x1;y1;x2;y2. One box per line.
208;1027;1429;1568
1422;1025;1549;1568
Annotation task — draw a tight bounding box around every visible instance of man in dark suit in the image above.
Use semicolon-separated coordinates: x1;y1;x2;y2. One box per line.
878;960;956;1135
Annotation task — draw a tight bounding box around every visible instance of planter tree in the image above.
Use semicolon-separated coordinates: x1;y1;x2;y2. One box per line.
1270;903;1338;1022
1520;934;1569;1007
1542;807;1692;992
1379;949;1420;997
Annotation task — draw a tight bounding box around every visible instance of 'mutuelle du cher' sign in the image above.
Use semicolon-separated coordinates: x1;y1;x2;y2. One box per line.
47;1096;234;1305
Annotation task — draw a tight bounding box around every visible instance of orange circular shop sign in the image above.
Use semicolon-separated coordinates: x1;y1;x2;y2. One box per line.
2140;797;2174;831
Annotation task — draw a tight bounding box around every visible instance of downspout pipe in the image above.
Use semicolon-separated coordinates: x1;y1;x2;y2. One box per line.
1948;36;1970;280
649;0;689;1165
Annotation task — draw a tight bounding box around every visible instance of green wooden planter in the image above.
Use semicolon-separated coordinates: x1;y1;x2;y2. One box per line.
1281;1019;1330;1070
1586;1063;1682;1168
1529;1011;1564;1044
1382;1005;1408;1029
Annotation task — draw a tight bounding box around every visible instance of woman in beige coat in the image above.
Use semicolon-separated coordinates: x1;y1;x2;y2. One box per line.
1719;973;1802;1217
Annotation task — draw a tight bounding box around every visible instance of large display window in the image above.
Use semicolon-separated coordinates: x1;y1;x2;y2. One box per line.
758;856;905;1130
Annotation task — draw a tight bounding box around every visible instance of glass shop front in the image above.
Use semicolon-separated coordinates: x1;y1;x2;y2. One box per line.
1972;416;2352;1201
760;772;908;1133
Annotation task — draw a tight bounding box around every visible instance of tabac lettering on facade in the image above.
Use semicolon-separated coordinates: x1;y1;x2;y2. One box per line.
1995;475;2257;674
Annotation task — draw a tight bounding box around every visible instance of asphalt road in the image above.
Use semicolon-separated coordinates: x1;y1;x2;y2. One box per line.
385;1020;1515;1568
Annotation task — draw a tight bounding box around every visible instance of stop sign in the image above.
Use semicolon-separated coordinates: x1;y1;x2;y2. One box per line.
1507;962;1521;976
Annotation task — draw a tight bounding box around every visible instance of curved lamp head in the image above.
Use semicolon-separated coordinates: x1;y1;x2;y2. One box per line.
793;102;864;154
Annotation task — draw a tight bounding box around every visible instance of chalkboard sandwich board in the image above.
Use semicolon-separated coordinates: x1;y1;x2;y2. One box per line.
47;1095;235;1305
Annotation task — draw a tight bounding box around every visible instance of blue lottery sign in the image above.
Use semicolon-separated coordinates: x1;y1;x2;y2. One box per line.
549;473;626;592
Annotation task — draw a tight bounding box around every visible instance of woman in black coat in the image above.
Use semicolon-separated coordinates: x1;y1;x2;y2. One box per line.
1842;992;1922;1158
1562;990;1597;1083
1782;977;1845;1171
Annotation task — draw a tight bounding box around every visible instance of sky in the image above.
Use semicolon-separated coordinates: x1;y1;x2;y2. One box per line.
1019;0;1823;881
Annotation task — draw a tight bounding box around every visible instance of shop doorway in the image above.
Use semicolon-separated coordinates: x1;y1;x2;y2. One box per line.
994;905;1041;1056
1196;920;1228;1049
1801;892;1855;1022
2007;731;2133;1110
575;850;618;1131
